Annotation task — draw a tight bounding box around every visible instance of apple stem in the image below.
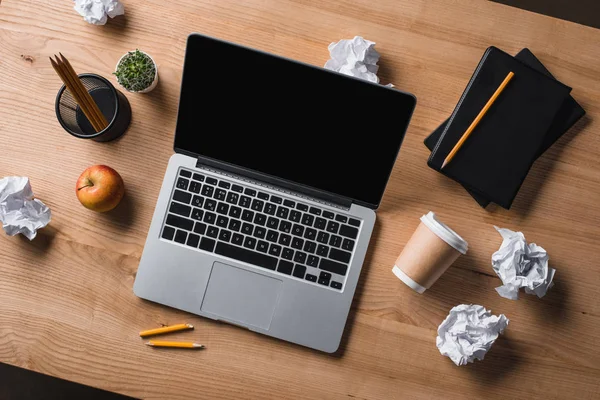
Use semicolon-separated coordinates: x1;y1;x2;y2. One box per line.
77;184;94;191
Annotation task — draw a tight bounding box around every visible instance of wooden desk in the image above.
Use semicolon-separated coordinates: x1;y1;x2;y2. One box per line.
1;0;599;398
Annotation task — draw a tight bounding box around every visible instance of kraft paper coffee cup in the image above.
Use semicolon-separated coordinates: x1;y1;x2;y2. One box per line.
392;212;468;293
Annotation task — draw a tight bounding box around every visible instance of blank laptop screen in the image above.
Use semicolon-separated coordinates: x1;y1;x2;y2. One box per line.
174;34;416;208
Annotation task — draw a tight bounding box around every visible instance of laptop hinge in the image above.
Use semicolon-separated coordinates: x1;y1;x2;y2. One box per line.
195;156;353;210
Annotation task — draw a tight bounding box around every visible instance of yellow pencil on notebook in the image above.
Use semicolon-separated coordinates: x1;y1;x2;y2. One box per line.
441;71;515;169
139;323;194;338
146;340;205;349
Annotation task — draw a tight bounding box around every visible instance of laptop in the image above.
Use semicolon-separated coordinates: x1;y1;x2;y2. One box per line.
134;33;416;353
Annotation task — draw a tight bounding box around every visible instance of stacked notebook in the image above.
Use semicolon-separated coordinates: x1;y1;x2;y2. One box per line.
425;47;585;209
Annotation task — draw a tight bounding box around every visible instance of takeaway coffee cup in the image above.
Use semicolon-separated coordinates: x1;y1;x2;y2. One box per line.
392;212;468;293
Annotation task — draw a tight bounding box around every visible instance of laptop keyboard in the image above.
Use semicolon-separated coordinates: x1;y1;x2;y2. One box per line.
160;168;362;291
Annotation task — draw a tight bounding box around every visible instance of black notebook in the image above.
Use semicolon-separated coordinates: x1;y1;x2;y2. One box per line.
424;48;586;207
427;47;572;209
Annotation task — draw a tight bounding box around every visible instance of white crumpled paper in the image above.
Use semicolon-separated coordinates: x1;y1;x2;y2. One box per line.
491;227;555;300
74;0;124;25
324;36;392;86
436;304;509;366
0;177;51;240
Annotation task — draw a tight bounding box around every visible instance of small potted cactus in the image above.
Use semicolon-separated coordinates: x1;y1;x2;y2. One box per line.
114;49;158;93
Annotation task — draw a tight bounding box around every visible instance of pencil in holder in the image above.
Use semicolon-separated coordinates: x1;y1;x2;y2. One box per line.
55;73;131;142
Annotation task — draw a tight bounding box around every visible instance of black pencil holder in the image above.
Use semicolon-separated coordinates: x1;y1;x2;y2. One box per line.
55;73;132;142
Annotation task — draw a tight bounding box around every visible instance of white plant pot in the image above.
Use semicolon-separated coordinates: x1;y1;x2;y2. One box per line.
115;50;158;94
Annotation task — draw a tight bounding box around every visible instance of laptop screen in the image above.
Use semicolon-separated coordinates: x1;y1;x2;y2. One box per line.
174;34;416;208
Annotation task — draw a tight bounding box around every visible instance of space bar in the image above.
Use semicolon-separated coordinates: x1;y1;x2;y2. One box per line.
215;242;278;270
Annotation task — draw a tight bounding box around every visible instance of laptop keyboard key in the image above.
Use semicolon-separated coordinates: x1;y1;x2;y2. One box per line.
254;226;266;239
329;235;342;248
329;248;352;264
176;177;189;190
229;206;241;219
217;202;229;215
277;260;294;275
170;202;191;217
219;230;231;242
305;274;317;282
254;214;267;226
189;181;201;194
192;173;204;182
323;211;334;219
180;169;192;178
339;224;359;239
301;213;314;226
330;281;343;290
204;199;216;211
226;192;239;204
270;196;282;204
256;240;269;253
292;224;304;237
241;209;254;222
192;195;203;207
318;271;331;286
162;226;175;240
241;222;253;235
278;234;291;246
314;217;327;230
307;255;319;267
296;203;308;211
268;243;282;257
232;184;243;193
290;210;301;222
231;233;243;245
207;226;219;238
174;230;187;244
303;240;316;254
319;258;348;276
216;215;229;228
304;228;317;241
239;196;251;208
276;206;289;219
201;185;214;197
283;199;295;208
244;188;256;197
342;238;355;251
266;230;279;242
173;190;192;204
206;177;218;185
266;217;279;229
214;189;226;201
215;242;277;271
199;237;216;252
218;181;230;189
187;233;200;248
243;236;256;250
257;192;269;200
191;208;204;221
326;221;339;234
166;214;194;231
279;221;292;233
335;215;348;223
264;203;276;215
291;237;304;250
194;222;206;235
293;251;307;264
251;199;264;212
309;207;321;215
203;212;216;225
282;248;294;260
228;219;241;232
293;264;306;279
316;244;329;257
317;231;329;244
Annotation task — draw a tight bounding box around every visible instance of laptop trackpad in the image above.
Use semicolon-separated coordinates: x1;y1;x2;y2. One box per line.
201;262;282;330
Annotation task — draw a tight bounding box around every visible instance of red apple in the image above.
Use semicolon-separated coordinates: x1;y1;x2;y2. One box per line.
76;165;125;212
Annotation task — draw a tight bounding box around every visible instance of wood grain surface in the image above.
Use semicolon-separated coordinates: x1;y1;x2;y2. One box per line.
1;0;600;399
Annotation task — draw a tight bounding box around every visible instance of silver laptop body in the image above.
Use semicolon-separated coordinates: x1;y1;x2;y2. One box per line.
133;34;415;353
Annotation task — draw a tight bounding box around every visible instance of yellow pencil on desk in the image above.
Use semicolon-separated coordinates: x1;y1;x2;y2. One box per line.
441;71;514;169
146;340;205;349
139;323;194;337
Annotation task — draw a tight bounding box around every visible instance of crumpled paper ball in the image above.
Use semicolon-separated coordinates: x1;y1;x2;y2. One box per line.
324;36;390;84
491;226;555;300
73;0;124;25
436;304;509;366
0;177;51;240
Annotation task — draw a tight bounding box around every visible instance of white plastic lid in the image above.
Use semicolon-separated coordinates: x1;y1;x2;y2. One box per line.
420;212;468;254
392;265;426;293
